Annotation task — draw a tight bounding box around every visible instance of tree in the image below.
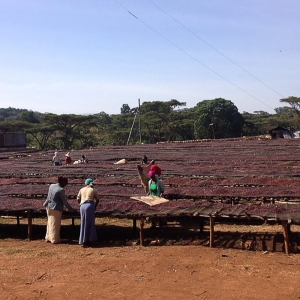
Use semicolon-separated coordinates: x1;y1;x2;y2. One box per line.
139;100;187;143
194;98;244;139
41;114;94;149
110;113;135;145
0;107;29;121
0;120;32;133
120;104;131;114
92;112;113;146
20;110;41;123
27;124;56;150
253;111;270;115
162;108;195;141
279;96;300;121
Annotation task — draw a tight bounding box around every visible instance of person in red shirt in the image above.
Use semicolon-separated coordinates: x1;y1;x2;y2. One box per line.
65;152;72;165
150;161;162;178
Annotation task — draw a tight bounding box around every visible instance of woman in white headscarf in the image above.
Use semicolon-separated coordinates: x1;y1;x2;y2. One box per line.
52;152;61;166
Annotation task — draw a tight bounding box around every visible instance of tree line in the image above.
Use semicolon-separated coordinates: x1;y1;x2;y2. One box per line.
0;96;299;150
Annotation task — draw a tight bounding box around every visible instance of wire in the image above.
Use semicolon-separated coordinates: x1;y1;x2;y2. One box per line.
112;0;275;111
147;0;285;98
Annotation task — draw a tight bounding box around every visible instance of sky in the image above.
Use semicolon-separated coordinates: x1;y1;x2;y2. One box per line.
0;0;299;116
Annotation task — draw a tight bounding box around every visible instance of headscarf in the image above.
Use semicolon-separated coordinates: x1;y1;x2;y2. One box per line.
85;178;94;186
148;171;155;178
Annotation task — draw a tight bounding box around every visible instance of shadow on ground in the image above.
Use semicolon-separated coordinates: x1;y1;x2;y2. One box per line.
1;220;300;254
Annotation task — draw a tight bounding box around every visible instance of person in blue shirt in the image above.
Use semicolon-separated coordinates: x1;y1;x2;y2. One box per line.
43;176;75;244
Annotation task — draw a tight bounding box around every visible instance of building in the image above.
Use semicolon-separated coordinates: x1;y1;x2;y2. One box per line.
269;126;293;139
0;133;27;148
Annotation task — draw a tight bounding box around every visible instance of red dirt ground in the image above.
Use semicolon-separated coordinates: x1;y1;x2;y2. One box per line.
2;140;300;299
1;218;300;300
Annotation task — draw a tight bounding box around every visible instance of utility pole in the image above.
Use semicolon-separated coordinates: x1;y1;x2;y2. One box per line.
127;99;142;145
209;123;215;139
127;110;138;145
138;98;141;144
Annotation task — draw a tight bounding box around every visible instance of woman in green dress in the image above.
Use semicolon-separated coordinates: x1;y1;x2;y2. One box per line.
148;171;164;197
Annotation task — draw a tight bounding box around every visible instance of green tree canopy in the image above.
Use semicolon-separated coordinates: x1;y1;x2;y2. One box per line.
280;96;300;120
120;104;131;114
194;98;244;139
41;113;95;149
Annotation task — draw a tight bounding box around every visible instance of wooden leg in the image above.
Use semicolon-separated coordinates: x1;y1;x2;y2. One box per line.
27;211;32;240
209;216;215;248
282;221;290;255
139;217;144;246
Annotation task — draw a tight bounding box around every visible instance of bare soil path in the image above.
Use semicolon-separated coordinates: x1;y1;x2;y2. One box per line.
1;218;300;300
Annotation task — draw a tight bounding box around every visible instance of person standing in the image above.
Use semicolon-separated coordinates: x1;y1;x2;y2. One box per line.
77;178;100;247
52;151;61;166
141;154;148;164
65;152;72;165
81;154;87;163
43;176;74;243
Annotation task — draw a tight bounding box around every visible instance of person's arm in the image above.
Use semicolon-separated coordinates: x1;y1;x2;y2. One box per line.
147;180;151;196
94;190;100;209
43;186;52;206
43;198;50;207
77;190;81;204
59;189;74;211
158;180;164;197
157;166;162;177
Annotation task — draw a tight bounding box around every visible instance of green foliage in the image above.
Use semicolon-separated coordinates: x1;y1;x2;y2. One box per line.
1;96;300;149
120;104;131;114
194;98;244;139
26;123;56;150
280;96;300;120
0;107;32;121
0;120;33;133
41;114;94;149
20;110;41;123
139;99;188;143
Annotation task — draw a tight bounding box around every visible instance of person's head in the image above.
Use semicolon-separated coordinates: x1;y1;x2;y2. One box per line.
85;178;94;186
58;176;68;187
148;171;156;179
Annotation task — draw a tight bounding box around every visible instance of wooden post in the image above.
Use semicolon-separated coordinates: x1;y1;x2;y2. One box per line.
209;216;215;248
17;215;20;226
282;221;290;255
27;210;32;240
139;216;144;246
287;223;291;235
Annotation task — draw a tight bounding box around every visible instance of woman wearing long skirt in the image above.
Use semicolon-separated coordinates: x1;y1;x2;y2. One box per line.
77;178;100;246
43;176;74;243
